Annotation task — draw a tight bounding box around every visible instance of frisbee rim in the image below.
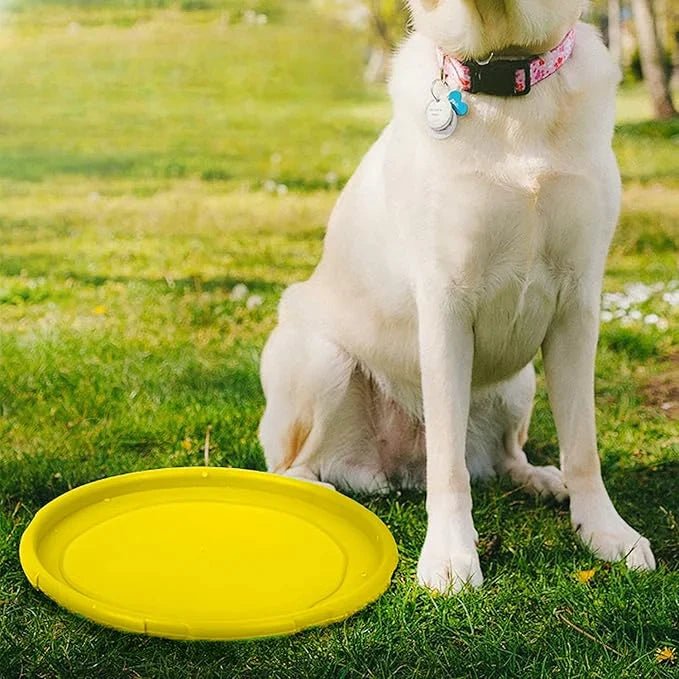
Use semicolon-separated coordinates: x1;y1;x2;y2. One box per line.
19;466;399;640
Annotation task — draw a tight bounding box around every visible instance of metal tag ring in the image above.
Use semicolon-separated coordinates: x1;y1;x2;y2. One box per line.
430;79;449;102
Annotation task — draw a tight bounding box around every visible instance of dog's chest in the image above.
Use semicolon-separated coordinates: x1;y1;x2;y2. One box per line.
427;164;585;383
471;255;560;384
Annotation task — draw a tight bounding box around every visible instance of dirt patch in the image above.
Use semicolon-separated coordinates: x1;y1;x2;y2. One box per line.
642;354;679;420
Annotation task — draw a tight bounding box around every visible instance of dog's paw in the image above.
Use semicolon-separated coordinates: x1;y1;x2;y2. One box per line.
573;499;656;571
581;525;656;570
416;542;483;594
282;466;337;491
506;462;568;502
623;535;656;571
335;467;391;496
525;464;568;502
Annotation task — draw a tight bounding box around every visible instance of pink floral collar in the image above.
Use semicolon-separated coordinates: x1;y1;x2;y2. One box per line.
438;29;576;97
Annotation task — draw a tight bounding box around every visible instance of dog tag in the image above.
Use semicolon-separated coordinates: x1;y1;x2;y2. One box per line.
426;98;458;139
426;98;454;131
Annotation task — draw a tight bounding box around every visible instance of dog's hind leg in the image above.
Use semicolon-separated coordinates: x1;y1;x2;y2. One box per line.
494;365;568;501
259;319;387;494
500;423;569;501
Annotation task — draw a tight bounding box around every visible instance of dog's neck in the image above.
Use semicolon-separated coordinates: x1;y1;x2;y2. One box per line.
438;28;576;97
490;26;573;58
450;22;574;62
459;1;578;52
414;0;584;63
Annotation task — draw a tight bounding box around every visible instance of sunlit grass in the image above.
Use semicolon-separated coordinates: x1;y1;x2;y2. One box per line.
0;3;677;678
616;82;679;123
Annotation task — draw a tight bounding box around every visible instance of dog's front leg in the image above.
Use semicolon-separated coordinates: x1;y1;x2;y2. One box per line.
416;289;483;593
542;302;656;570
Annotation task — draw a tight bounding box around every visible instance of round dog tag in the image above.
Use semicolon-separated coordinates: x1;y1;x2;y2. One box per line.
429;108;458;139
426;98;454;132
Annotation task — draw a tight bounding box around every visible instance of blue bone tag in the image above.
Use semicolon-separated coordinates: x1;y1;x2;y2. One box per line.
448;90;469;116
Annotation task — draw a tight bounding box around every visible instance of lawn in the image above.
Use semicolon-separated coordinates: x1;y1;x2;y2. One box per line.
0;2;677;677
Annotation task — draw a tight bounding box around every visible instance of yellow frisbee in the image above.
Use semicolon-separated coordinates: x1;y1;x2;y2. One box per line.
19;467;398;640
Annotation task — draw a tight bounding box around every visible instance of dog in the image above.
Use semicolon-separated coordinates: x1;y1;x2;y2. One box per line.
258;0;656;592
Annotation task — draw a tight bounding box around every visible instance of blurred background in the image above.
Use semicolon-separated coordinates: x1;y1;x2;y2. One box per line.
0;0;676;193
332;0;679;119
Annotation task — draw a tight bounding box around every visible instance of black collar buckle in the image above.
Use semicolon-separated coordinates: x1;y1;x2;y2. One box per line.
467;58;532;97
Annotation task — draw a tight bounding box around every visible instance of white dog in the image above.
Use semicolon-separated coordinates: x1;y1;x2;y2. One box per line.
259;0;656;592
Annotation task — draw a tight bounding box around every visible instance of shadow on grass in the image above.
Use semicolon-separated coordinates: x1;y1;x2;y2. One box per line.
68;273;284;296
352;455;677;571
607;461;679;566
0;261;284;298
1;431;675;678
0;249;316;296
0;345;266;512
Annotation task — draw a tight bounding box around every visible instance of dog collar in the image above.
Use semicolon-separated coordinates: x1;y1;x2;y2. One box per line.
438;28;576;97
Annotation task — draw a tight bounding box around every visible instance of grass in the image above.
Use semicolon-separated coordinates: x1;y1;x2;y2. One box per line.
0;2;677;677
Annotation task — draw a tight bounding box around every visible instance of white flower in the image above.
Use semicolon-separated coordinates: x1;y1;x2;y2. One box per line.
230;283;249;301
603;291;630;309
325;171;339;186
243;10;267;25
263;179;277;193
601;281;677;329
624;282;652;304
246;295;263;310
602;292;617;309
662;291;679;307
276;184;289;196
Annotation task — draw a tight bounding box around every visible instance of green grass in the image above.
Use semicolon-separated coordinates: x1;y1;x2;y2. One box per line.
1;3;678;678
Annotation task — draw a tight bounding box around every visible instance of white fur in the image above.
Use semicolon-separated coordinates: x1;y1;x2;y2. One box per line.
259;0;656;593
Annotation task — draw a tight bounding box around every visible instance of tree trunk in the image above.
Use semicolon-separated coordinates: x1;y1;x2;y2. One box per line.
631;0;677;119
663;0;679;87
608;0;622;67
